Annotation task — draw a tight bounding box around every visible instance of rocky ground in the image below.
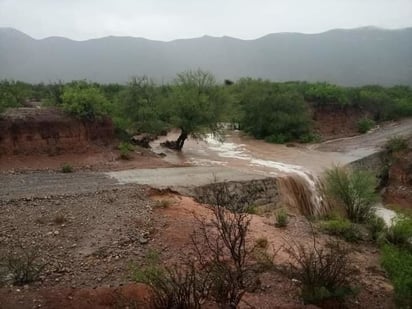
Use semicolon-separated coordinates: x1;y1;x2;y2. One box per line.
0;185;155;308
0;189;395;308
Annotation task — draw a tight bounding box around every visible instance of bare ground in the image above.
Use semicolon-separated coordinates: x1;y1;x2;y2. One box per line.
0;190;395;308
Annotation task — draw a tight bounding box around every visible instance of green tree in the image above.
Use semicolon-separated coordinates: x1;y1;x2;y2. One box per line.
0;80;31;113
61;82;110;121
117;76;168;134
165;70;227;150
236;79;312;143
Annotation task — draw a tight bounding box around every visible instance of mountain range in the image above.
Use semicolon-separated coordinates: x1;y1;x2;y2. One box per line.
0;27;411;86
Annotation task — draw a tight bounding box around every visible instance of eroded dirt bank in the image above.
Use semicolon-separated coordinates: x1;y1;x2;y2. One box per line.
0;108;113;156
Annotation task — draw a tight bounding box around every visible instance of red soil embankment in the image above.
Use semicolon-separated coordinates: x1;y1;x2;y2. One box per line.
0;108;114;156
311;105;371;140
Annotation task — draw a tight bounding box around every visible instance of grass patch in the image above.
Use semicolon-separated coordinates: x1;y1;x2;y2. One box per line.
385;136;408;153
320;218;362;243
61;163;73;173
118;142;134;160
357;117;375;134
245;205;258;214
367;215;387;243
385;216;412;249
381;245;412;308
154;199;172;209
275;209;288;228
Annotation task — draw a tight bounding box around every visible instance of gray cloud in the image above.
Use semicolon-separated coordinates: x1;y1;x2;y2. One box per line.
0;0;411;40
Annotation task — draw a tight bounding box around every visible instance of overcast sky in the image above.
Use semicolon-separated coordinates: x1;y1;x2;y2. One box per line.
0;0;411;41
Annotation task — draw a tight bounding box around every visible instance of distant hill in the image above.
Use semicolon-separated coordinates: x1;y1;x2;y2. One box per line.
0;27;411;86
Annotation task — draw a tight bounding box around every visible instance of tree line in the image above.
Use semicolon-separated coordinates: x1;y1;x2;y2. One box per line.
1;71;412;149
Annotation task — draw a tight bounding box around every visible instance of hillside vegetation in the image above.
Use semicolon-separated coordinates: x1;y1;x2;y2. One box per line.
1;75;412;147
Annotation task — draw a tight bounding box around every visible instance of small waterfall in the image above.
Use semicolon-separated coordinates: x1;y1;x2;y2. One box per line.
277;174;328;217
193;133;329;217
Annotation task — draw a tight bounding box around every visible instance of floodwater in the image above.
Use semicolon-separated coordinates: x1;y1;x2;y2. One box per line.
152;119;412;177
151;120;412;220
153;131;353;178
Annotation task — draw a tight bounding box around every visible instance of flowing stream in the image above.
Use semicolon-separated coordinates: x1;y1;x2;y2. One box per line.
151;124;412;221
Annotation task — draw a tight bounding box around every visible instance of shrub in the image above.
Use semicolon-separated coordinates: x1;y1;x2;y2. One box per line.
133;182;266;308
61;83;111;121
367;215;387;243
299;132;320;143
357;117;375;133
255;237;269;249
154;199;172;209
0;248;46;285
265;133;289;144
275;209;289;227
61;163;73;173
323;167;378;223
381;245;412;308
118;142;134;160
286;240;357;305
385;136;408;153
385;217;412;249
191;181;264;306
133;249;209;309
245;204;258;214
320;218;362;242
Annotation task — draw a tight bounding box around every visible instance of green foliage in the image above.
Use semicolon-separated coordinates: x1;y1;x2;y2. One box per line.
61;163;73;173
286;240;357;305
385;136;408;153
245;205;258;214
275;209;288;227
117;76;169;135
236;79;312;143
357;117;375;133
118;142;134;160
385;217;412;249
381;245;412;308
0;80;31;113
299;132;320;143
323;167;378;223
320;218;362;242
304;83;349;106
61;82;111;121
167;70;227;142
367;215;387;243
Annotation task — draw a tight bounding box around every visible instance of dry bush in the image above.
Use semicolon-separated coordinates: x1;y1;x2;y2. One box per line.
134;181;271;308
0;245;46;286
191;182;267;307
285;236;357;305
134;261;210;309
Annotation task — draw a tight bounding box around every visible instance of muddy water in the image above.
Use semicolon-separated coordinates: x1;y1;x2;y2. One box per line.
152;130;352;177
152;119;412;176
152;131;346;216
151;125;411;218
